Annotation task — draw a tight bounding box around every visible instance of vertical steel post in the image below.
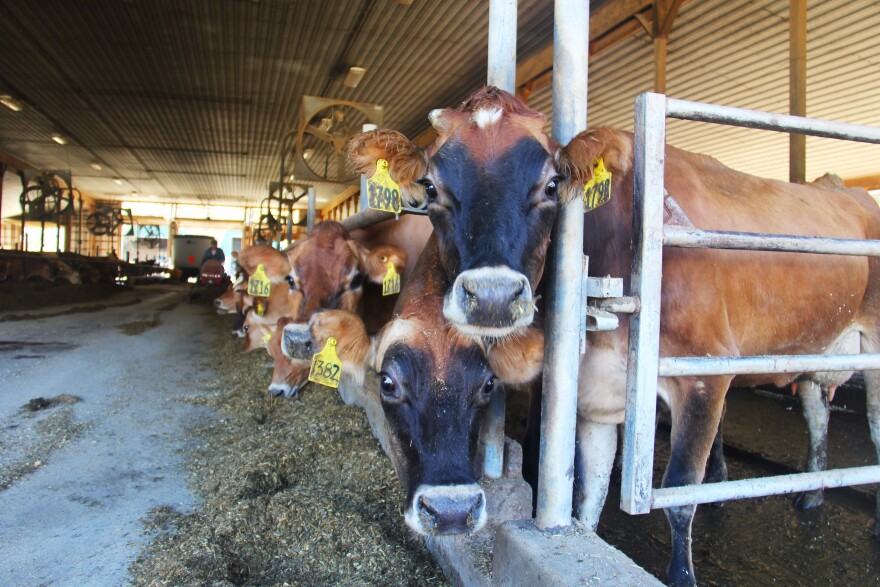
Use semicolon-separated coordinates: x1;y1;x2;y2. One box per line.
536;0;589;530
307;186;316;235
481;0;518;481
360;123;378;214
789;0;807;184
620;92;667;515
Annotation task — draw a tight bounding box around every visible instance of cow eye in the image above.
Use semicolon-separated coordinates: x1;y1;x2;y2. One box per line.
419;179;438;201
285;274;297;290
379;373;401;402
545;177;562;199
243;324;250;333
477;375;496;404
349;272;364;290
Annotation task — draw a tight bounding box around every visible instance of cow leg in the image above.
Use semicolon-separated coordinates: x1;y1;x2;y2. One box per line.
664;380;727;587
793;379;829;510
704;402;728;508
573;420;617;531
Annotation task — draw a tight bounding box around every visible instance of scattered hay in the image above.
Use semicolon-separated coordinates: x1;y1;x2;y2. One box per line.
0;398;90;490
117;313;161;335
130;315;449;586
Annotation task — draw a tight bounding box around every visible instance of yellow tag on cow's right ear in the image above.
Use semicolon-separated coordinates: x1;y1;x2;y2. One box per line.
308;337;342;389
254;298;266;317
367;159;402;214
248;263;271;297
382;261;400;296
583;157;613;212
260;331;272;348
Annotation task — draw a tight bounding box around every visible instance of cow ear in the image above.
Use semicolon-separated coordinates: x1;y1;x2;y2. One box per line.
309;310;374;370
347;129;427;205
487;327;544;385
362;244;407;284
559;127;633;192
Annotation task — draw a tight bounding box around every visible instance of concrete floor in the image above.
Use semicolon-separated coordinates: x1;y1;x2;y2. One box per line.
0;286;217;587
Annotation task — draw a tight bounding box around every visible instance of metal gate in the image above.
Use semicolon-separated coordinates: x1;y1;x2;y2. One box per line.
621;91;880;514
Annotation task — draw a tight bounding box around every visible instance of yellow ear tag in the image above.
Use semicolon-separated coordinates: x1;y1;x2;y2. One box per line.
261;331;272;348
254;298;266;317
308;337;342;389
367;159;402;214
382;261;401;296
583;157;613;212
247;263;271;297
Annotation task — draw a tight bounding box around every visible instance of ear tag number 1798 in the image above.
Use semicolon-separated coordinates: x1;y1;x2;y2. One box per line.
583;157;613;212
382;261;400;296
308;337;342;389
367;159;402;214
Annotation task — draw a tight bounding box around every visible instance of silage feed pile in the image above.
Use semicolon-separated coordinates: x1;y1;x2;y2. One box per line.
130;314;448;586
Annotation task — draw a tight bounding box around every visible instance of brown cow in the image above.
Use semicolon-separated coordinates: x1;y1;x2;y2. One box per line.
287;235;544;535
264;221;407;397
347;87;880;586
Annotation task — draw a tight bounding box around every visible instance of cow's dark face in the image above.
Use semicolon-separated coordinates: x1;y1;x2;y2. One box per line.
375;307;494;536
423;131;559;337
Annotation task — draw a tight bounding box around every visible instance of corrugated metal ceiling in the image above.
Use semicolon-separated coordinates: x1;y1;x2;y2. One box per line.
0;0;877;216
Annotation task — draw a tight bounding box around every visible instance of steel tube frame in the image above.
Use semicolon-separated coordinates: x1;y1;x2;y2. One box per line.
535;0;589;531
664;226;880;256
479;0;519;482
622;91;880;515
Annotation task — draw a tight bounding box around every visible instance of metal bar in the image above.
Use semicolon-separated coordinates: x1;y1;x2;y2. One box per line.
307;186;316;235
789;0;807;183
666;98;880;144
659;353;880;378
652;465;880;510
480;0;518;480
536;0;589;531
487;0;517;92
664;226;880;257
620;92;667;516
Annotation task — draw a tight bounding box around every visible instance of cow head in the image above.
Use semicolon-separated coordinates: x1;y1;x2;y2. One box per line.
265;317;312;398
286;221;406;323
240;283;290;352
348;87;561;338
300;299;544;536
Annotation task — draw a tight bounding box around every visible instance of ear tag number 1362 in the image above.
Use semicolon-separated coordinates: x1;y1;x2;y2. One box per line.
367;159;402;214
308;337;342;389
382;261;400;296
583;157;613;212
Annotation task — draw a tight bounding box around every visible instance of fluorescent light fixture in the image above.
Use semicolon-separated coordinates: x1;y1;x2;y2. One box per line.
0;94;23;112
342;66;366;88
113;178;124;185
302;148;315;160
90;162;103;171
51;133;68;145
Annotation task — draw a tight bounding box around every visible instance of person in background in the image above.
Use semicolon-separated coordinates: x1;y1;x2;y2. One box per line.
201;239;225;266
230;250;239;277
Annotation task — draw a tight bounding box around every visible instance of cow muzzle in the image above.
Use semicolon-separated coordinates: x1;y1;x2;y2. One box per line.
443;267;533;337
267;382;300;399
404;484;487;536
282;323;314;360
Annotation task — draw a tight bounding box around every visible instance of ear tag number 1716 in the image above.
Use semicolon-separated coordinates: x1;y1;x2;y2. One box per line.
248;264;271;316
367;159;402;214
382;261;400;296
308;337;342;389
583;157;613;212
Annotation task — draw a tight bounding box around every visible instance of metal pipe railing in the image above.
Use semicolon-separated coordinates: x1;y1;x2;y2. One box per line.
535;0;590;531
621;91;880;515
659;353;880;378
664;226;880;256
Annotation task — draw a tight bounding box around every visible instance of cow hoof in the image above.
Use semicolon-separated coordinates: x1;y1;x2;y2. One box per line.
793;490;824;510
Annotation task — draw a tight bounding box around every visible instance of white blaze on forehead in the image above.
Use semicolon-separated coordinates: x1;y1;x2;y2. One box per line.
471;107;503;129
374;318;421;371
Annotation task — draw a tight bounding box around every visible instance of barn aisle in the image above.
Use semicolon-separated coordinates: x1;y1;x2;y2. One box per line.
0;286;217;586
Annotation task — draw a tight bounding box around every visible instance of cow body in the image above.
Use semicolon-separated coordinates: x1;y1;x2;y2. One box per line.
348;87;880;586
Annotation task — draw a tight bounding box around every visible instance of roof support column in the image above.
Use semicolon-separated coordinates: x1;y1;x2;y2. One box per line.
651;0;683;93
789;0;807;184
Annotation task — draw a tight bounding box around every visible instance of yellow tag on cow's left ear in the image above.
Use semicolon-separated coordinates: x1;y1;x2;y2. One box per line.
261;331;272;348
367;159;402;214
382;261;401;296
248;263;271;297
583;157;613;212
254;298;266;317
308;337;342;389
